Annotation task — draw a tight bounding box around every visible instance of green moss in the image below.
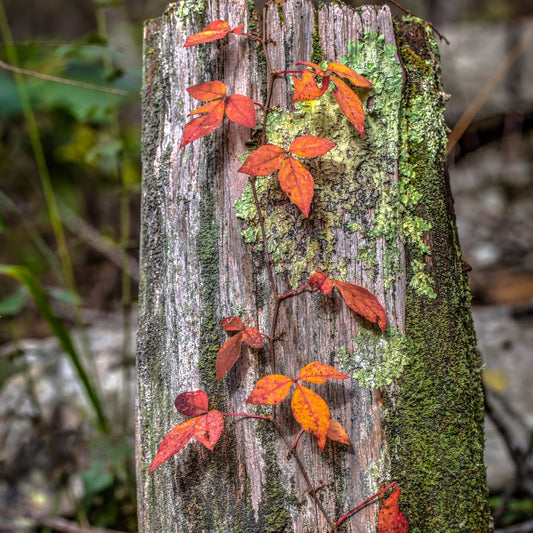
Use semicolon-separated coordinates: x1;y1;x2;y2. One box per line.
175;0;207;20
311;9;323;64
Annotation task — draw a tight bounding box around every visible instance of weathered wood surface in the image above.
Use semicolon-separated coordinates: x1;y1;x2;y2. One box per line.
137;1;490;531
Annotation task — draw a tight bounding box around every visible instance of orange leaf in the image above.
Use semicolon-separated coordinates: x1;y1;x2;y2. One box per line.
221;316;243;331
232;25;245;35
291;384;330;451
184;20;232;47
216;331;243;381
333;279;387;331
331;75;366;137
289;135;336;158
186;81;226;101
148;417;199;472
187;99;223;117
246;374;294;405
225;94;256;128
297;61;326;76
298;361;349;384
378;488;409;533
278;156;314;217
293;69;329;102
242;327;263;349
238;144;286;176
193;409;224;450
174;390;209;416
180;99;225;148
308;271;334;295
327;419;351;446
326;62;373;88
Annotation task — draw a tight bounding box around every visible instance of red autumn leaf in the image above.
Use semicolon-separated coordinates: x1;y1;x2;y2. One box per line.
327;419;351;446
278;156;314;217
175;390;209;416
246;374;294;405
378;488;409;533
291;384;330;451
221;316;244;331
148;416;199;472
238;144;286;176
326;62;373;88
225;94;256;128
242;327;263;349
293;69;330;102
232;24;245;35
180;98;225;148
298;361;349;384
288;135;336;158
193;409;224;450
186;80;226;101
216;331;243;381
331;75;366;137
332;279;387;331
184;20;233;47
308;271;334;295
297;61;325;76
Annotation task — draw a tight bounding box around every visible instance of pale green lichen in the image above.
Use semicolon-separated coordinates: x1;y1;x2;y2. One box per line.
337;326;410;389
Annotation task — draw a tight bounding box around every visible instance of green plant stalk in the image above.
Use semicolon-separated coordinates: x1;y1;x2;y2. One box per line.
0;265;108;431
0;0;107;431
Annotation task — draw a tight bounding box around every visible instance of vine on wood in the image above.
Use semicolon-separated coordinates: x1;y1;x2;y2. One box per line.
149;5;407;532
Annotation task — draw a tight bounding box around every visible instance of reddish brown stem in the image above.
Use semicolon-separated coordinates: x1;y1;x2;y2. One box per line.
275;69;305;76
222;412;271;422
291;428;305;451
279;283;309;301
335;482;398;528
238;32;263;43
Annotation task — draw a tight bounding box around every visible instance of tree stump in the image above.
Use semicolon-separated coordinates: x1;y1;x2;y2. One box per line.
136;1;491;531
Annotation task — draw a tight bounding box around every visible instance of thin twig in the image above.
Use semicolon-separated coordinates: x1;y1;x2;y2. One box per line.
386;0;449;45
0;58;127;95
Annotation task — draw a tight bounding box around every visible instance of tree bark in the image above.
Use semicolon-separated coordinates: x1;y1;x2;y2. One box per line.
136;1;491;532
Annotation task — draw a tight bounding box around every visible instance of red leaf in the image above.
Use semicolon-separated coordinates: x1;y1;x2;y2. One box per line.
180;99;225;148
186;81;226;101
288;135;336;158
184;20;232;47
327;419;351;445
291;384;330;451
175;390;209;416
296;62;326;76
242;327;263;349
148;417;199;472
225;94;256;128
216;331;243;381
333;279;387;331
298;361;349;384
232;25;245;35
238;144;286;176
187;100;223;117
246;374;294;405
308;271;334;295
331;75;366;137
193;409;224;450
293;69;329;102
378;488;409;533
326;62;373;88
221;316;243;331
278;156;314;217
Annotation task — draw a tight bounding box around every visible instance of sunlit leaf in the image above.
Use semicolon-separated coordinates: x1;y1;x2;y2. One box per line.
221;316;244;331
193;410;224;449
291;384;330;451
296;61;325;76
298;361;349;384
378;488;409;533
333;279;387;331
225;94;256;128
289;135;336;158
187;99;224;117
308;271;334;295
175;390;209;416
238;144;285;176
278;156;314;217
242;327;263;349
148;417;199;472
180;99;225;148
331;75;366;137
327;419;351;446
326;62;373;88
186;81;226;101
216;331;243;381
184;20;232;47
246;374;294;405
293;69;329;102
